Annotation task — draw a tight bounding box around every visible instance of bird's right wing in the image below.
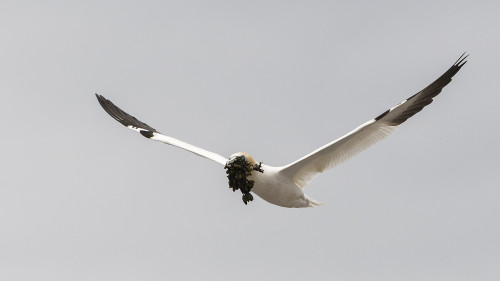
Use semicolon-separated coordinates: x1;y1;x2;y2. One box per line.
96;94;228;166
280;54;468;188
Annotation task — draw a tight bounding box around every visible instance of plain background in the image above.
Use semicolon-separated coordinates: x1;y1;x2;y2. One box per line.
1;1;499;280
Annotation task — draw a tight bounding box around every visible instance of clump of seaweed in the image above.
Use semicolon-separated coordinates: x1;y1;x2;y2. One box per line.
224;155;264;205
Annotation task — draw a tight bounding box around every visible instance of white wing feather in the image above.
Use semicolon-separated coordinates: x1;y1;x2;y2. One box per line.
150;132;228;165
281;121;396;188
281;54;467;188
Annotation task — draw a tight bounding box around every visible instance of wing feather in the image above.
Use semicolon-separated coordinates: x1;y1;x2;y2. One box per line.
281;54;467;188
96;94;228;165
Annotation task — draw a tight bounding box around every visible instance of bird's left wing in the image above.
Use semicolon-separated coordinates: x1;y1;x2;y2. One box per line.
96;94;228;165
280;54;468;188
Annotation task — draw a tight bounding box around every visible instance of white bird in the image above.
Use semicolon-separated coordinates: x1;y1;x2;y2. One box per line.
96;54;467;208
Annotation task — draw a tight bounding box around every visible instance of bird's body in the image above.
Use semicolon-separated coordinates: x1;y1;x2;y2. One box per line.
96;54;467;208
225;152;321;207
242;163;318;208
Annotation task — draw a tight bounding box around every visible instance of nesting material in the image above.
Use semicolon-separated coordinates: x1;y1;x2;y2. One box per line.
224;155;264;205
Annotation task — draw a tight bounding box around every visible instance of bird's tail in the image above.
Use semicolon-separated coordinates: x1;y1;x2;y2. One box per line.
305;195;323;207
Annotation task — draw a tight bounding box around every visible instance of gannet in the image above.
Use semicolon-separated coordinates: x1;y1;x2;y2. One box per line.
96;54;467;208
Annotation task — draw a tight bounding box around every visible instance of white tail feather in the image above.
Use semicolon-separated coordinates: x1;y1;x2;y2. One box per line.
305;195;323;207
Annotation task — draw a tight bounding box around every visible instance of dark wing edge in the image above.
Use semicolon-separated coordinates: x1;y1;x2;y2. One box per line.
95;94;158;137
375;53;468;126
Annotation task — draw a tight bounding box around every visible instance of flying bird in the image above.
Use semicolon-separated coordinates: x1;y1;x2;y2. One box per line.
96;54;467;208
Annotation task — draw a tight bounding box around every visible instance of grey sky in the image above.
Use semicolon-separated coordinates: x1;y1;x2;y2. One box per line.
1;0;499;280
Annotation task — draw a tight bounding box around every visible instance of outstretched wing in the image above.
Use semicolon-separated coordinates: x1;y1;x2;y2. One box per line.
96;94;228;165
281;54;468;188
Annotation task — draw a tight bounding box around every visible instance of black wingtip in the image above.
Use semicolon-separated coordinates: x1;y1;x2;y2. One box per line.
95;93;108;108
376;53;468;126
454;52;469;67
95;93;159;133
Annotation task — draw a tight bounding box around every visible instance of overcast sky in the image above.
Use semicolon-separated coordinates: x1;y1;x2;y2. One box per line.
1;0;499;280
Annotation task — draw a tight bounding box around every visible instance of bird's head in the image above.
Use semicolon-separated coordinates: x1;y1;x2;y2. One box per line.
228;152;257;166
